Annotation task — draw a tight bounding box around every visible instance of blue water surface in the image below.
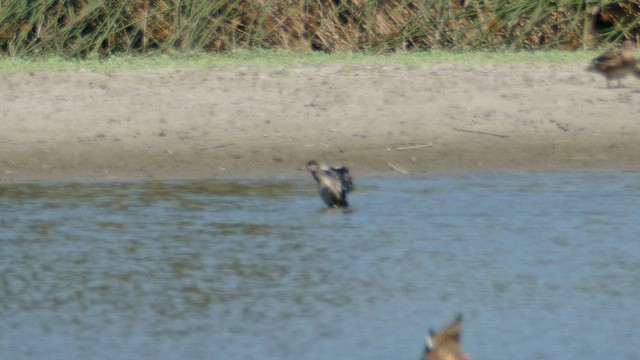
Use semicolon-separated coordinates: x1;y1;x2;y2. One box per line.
1;171;639;360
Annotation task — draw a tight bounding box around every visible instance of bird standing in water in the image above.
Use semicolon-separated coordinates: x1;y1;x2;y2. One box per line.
422;314;470;360
588;40;637;88
305;160;354;208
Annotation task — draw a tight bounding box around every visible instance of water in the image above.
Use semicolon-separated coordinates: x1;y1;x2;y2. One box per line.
1;172;639;360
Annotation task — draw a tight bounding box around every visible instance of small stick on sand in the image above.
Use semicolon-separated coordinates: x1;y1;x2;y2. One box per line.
199;143;235;151
451;127;509;138
396;143;433;151
387;162;409;174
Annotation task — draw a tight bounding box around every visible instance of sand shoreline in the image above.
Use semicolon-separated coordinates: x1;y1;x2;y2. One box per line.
1;63;640;183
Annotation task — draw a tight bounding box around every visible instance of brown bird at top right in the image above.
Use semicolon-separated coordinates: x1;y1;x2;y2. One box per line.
422;314;470;360
588;40;637;88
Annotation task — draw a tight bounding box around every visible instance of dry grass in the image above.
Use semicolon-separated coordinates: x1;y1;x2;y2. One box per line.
1;0;639;57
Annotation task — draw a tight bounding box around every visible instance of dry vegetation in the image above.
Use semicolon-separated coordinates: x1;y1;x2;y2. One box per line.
1;0;639;57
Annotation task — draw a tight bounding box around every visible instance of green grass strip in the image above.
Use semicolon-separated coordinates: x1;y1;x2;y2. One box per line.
0;49;600;72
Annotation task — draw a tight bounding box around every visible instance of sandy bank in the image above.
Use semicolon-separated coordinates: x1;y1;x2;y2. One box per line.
1;63;640;183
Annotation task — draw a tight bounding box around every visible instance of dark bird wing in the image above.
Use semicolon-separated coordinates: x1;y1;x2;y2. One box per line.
592;47;635;71
330;166;354;193
593;49;621;68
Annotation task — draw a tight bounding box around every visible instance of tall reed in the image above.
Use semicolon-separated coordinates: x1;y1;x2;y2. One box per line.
0;0;638;57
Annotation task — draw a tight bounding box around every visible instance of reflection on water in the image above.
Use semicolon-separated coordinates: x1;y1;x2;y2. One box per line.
1;172;639;360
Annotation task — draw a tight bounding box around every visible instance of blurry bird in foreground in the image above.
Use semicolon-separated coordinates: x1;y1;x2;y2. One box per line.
588;40;638;88
422;314;470;360
305;160;353;208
